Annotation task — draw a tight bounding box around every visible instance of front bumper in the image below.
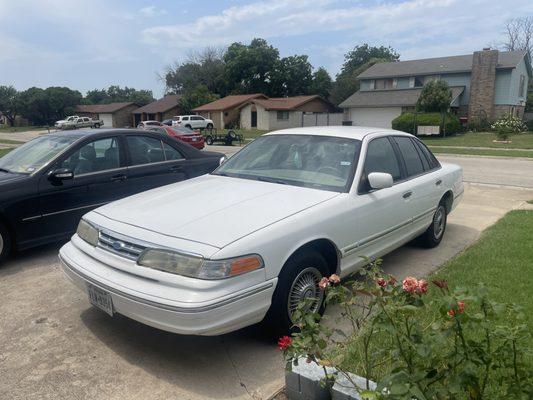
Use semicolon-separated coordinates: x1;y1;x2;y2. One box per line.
59;242;276;336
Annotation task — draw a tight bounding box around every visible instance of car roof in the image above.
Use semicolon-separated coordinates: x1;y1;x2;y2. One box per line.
264;126;413;140
46;128;157;139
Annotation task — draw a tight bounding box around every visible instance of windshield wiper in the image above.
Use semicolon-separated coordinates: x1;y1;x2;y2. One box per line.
256;176;287;185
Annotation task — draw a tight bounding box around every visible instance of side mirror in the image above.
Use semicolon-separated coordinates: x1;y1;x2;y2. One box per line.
49;168;74;182
368;172;393;190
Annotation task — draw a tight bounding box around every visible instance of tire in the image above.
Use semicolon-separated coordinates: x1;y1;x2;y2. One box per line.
206;123;213;130
0;222;12;264
185;124;192;129
94;123;100;129
418;203;447;248
205;136;214;145
228;130;237;139
264;250;329;336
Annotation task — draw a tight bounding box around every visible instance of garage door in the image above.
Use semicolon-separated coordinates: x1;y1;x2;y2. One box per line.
100;114;113;128
349;107;402;129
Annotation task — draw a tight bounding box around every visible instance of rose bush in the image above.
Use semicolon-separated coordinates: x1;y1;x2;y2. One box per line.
280;261;532;399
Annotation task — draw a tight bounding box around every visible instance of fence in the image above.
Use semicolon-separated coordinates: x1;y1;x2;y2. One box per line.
301;112;344;127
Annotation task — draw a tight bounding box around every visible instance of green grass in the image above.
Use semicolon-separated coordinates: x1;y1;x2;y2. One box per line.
0;139;23;145
230;129;269;141
0;148;13;157
528;200;533;205
0;125;47;133
420;131;533;149
341;210;533;391
430;146;533;158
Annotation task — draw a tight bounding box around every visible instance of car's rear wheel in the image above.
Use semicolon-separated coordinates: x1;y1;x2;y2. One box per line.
206;123;213;130
205;136;213;145
419;203;447;248
265;250;328;336
185;124;192;129
0;222;12;263
93;123;100;129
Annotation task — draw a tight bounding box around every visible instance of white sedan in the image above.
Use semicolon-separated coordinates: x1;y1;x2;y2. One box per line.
59;127;463;336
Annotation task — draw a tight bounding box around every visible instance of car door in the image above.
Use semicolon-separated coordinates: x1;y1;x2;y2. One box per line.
123;134;190;195
38;136;129;241
191;116;204;129
392;136;442;234
345;136;414;267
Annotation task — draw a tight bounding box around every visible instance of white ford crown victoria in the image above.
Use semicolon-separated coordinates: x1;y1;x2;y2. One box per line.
60;127;463;335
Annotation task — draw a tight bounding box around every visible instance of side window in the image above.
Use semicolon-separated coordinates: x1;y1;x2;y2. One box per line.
61;137;120;175
413;139;440;170
182;117;189;121
360;137;402;192
162;142;184;161
394;136;425;177
127;136;165;165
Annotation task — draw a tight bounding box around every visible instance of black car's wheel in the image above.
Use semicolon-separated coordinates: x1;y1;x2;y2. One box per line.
205;136;214;145
0;222;12;263
206;123;213;130
265;250;328;336
419;203;447;248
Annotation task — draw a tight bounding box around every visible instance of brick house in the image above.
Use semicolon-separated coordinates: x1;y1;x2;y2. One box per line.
239;95;337;130
75;102;139;128
132;94;182;126
340;49;532;128
192;94;267;129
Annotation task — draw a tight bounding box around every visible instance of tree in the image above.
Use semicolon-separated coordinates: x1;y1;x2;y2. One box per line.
309;67;333;99
416;80;452;112
272;55;313;97
18;87;82;125
503;17;533;56
0;86;20;126
179;84;219;114
163;47;226;95
223;38;280;95
85;86;154;106
329;44;400;105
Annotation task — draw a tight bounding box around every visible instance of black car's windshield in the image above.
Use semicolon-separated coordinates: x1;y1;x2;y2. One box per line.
0;135;79;174
214;134;361;192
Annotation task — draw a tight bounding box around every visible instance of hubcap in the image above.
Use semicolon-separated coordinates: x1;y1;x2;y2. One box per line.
434;207;445;239
287;267;324;321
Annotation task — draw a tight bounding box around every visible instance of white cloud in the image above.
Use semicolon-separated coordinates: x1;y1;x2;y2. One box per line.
139;6;167;18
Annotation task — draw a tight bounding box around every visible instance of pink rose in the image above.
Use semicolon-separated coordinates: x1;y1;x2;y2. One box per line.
319;277;330;290
328;274;340;284
448;300;466;317
376;278;387;287
402;276;418;293
417;279;428;294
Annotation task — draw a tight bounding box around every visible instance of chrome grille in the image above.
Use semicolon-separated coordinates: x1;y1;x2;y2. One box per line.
98;230;146;260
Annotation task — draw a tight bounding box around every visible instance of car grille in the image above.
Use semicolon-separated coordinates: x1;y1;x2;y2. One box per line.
98;230;146;261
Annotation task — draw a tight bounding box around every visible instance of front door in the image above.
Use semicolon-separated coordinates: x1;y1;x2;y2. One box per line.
38;136;128;241
251;111;257;128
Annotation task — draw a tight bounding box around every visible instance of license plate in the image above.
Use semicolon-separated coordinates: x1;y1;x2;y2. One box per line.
87;283;114;316
192;138;198;141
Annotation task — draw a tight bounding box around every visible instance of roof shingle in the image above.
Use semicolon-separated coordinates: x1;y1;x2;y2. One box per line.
75;102;136;113
192;94;266;111
250;95;324;110
132;95;181;114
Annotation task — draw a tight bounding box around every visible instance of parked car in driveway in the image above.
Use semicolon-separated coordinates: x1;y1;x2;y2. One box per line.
137;120;162;128
56;116;104;129
147;125;205;150
0;129;225;262
59;127;463;336
173;115;214;130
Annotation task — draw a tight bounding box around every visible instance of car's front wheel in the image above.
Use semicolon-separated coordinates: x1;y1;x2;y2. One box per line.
419;203;447;248
206;123;213;130
0;222;12;263
265;250;328;336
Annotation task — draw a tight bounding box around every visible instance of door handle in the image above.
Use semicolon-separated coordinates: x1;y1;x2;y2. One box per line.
402;191;413;199
170;165;183;172
110;174;127;182
435;179;442;186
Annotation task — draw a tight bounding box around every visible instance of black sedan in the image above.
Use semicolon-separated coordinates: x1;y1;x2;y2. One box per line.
0;129;225;262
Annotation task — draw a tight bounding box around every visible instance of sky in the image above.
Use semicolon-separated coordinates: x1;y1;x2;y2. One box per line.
1;0;532;98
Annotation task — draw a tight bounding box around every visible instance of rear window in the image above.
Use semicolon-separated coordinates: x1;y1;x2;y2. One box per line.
413;139;440;170
393;136;424;177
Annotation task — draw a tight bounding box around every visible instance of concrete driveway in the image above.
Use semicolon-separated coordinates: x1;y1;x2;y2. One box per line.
1;152;532;400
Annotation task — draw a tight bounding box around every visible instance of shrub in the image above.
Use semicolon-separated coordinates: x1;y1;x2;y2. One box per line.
392;112;460;135
416;80;452;112
526;119;533;132
281;261;533;399
491;113;527;141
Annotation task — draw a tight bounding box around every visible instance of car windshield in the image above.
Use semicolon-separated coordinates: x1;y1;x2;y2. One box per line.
214;134;361;192
0;135;79;174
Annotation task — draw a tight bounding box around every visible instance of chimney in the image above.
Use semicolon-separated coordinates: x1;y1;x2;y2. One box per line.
468;49;498;121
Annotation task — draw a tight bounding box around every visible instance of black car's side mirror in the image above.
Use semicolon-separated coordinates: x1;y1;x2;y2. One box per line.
49;168;74;182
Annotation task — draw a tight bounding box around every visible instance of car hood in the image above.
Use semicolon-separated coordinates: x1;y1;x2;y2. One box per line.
95;174;339;248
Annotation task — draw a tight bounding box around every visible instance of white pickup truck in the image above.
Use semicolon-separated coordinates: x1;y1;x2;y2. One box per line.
55;116;104;130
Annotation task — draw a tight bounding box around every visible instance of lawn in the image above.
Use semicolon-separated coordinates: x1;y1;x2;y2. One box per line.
0;125;47;133
0;139;24;145
0;148;13;157
430;146;533;158
340;210;533;394
420;131;533;149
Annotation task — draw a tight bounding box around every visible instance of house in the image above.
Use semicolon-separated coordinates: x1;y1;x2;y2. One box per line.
239;95;336;130
192;94;267;129
75;102;139;128
340;49;532;128
132;94;182;126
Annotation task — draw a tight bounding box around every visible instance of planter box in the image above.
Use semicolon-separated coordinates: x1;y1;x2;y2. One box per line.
285;357;376;400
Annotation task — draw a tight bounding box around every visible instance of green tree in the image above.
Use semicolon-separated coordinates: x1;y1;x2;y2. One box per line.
86;86;154;106
416;80;452;112
0;85;20;126
18;87;82;125
179;84;219;114
223;38;280;95
309;67;333;99
271;55;313;97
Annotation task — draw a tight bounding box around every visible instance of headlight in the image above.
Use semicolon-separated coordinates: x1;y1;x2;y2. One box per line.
76;219;99;247
137;250;263;279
